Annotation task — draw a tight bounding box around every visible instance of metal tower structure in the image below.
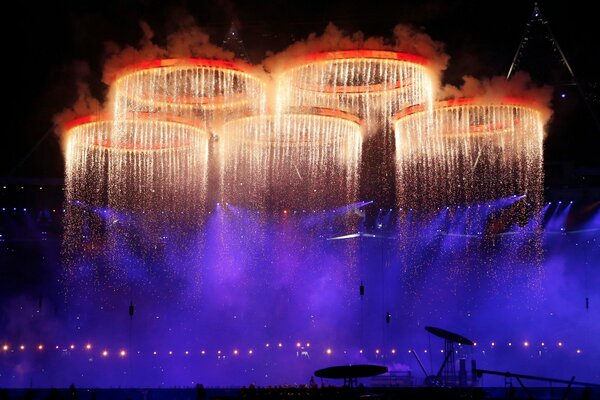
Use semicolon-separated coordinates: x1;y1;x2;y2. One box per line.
507;3;573;80
222;22;251;63
508;2;599;131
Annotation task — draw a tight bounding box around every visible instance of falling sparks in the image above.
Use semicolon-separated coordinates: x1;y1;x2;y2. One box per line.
52;38;565;387
62;114;210;290
63;58;268;289
63;115;210;217
218;110;363;210
394;97;544;210
276;50;434;203
60;52;551;313
394;97;546;298
276;50;434;133
110;58;267;128
107;115;210;214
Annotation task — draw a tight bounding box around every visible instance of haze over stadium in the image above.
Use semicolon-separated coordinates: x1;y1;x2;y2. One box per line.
1;0;598;394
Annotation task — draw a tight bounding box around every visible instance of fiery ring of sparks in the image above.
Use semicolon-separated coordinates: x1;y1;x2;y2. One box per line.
279;50;431;95
393;97;545;137
65;113;209;152
218;109;363;145
110;58;267;111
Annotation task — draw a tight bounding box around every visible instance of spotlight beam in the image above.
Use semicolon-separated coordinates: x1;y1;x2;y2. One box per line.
326;231;395;241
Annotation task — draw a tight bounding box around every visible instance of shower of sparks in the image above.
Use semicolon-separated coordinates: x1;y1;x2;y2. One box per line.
394;98;544;209
276;51;434;132
64;115;210;213
63;58;269;294
276;50;434;202
52;49;565;385
63;116;112;290
218;111;363;211
110;58;267;128
107;115;210;214
63;115;210;291
394;97;546;296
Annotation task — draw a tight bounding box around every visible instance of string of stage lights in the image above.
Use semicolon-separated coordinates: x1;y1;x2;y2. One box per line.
0;198;590;235
1;337;590;388
0;198;594;247
0;339;587;358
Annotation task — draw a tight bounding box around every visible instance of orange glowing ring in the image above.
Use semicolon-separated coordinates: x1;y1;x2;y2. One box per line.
65;113;205;131
110;58;259;82
394;97;544;120
111;58;266;111
393;97;544;137
65;113;209;152
301;50;428;65
437;96;543;109
299;79;417;94
64;114;112;148
281;50;430;95
219;110;363;145
64;114;111;131
282;107;362;125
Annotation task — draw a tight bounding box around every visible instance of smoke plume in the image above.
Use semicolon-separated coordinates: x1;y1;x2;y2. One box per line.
54;13;237;139
102;17;236;85
440;71;554;123
263;22;449;83
51;61;103;138
101;21;168;85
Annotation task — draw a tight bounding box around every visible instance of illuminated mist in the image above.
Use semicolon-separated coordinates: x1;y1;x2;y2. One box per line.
2;21;598;391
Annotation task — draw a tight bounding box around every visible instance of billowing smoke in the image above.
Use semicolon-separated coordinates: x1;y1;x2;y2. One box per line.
53;13;236;140
52;82;102;131
51;61;103;149
101;21;167;85
102;17;236;85
440;71;554;124
164;12;235;61
54;19;452;138
263;22;449;86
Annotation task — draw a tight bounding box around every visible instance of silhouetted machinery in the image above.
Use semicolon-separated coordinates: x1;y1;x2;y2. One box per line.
314;364;388;387
411;326;476;387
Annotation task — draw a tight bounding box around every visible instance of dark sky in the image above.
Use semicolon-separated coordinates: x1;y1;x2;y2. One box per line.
3;0;599;181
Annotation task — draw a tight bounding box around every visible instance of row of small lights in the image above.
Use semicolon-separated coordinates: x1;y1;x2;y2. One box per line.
0;205;578;216
1;341;584;357
0;187;584;203
0;207;61;212
2;186;58;190
0;197;577;215
2;343;123;358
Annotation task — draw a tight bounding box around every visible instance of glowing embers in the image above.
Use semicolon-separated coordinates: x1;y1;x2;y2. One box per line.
64;114;210;213
218;110;363;210
64;115;208;236
276;50;434;131
64;116;112;210
394;98;545;210
110;58;266;126
63;115;210;291
63;116;113;278
107;114;210;213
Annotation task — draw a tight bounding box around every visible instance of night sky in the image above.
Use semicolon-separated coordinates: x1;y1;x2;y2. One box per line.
3;0;599;181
